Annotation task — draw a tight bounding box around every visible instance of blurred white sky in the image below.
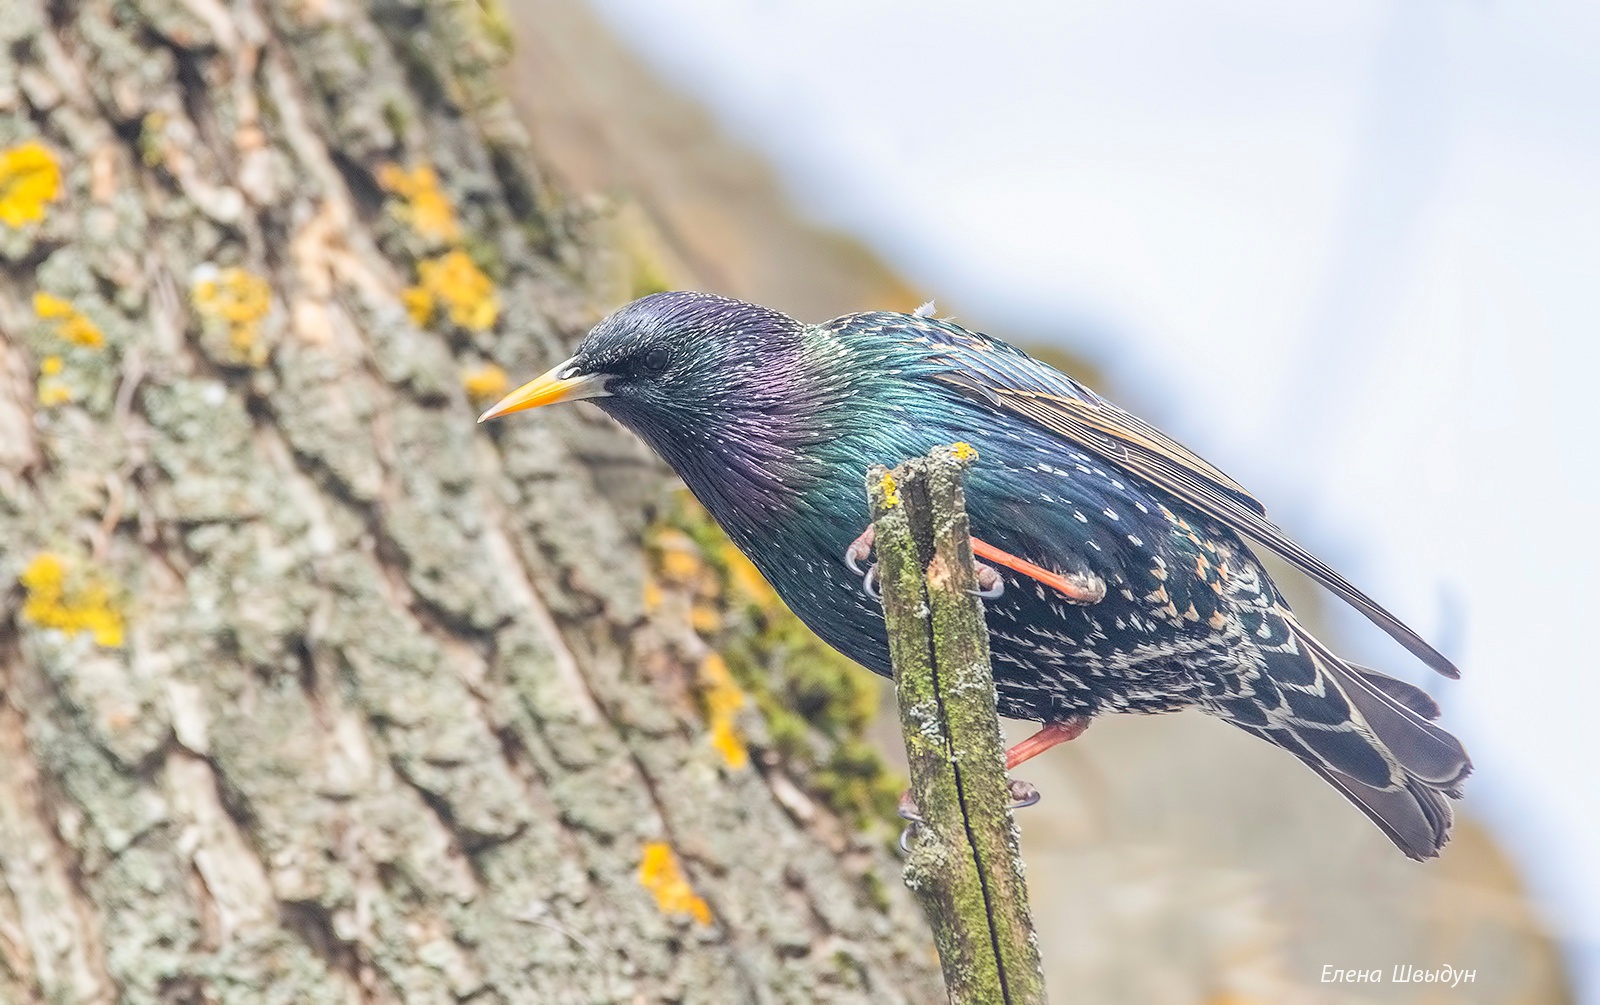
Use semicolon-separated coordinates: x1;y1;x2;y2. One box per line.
583;0;1600;995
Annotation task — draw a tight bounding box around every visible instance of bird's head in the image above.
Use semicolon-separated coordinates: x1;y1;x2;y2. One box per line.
478;291;828;479
479;289;808;424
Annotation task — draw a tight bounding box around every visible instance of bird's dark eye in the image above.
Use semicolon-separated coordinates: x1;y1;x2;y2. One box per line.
642;348;670;372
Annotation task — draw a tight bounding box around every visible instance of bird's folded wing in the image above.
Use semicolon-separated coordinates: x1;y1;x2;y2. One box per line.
931;363;1461;680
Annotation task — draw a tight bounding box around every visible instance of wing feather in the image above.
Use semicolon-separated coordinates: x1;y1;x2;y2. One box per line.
925;339;1460;679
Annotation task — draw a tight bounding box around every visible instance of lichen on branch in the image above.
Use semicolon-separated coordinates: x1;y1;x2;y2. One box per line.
17;552;125;648
0;140;61;228
638;842;714;926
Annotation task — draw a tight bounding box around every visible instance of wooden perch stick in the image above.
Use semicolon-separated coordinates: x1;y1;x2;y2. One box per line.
866;445;1048;1005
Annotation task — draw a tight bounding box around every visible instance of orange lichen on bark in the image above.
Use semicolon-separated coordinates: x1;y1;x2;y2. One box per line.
699;653;749;770
377;163;461;244
0;140;62;227
637;842;713;926
406;250;498;331
34;292;105;348
19;553;125;647
193;267;273;360
461;363;509;404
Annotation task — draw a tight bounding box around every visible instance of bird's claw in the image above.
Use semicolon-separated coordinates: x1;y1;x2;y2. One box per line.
849;526;1000;603
1007;778;1041;810
897;790;923;853
843;526;875;577
845;526;883;599
969;561;1005;599
896;781;1040;852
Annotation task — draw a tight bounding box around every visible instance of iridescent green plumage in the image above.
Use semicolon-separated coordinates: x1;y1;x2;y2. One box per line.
488;291;1471;859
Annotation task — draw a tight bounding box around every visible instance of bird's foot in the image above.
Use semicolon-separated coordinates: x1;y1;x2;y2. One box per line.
897;789;923;853
970;561;1004;599
844;526;883;599
843;526;875;576
971;538;1106;606
845;524;1003;600
1007;778;1041;809
895;780;1041;852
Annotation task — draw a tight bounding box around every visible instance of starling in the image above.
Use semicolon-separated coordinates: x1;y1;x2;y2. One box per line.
481;291;1470;859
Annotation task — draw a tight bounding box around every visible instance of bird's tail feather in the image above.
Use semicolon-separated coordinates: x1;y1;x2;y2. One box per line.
1349;664;1441;721
1222;619;1471;860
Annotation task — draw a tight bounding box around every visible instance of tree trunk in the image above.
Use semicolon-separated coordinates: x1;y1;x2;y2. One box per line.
0;2;942;1002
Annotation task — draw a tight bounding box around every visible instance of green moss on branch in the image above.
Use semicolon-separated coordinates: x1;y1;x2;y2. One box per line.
868;445;1047;1005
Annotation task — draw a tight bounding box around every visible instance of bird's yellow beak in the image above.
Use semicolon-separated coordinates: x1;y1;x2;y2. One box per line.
477;356;610;422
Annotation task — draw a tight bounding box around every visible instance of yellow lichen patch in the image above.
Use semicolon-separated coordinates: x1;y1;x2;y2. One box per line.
37;354;71;406
192;267;273;359
653;530;705;586
34;292;104;348
408;250;498;331
37;378;72;407
719;542;779;613
638;842;712;926
951;441;978;462
689;603;721;635
628;243;674;301
879;472;900;508
642;577;663;613
377;163;461;245
19;553;125;647
138;112;168;167
699;653;749;770
402;286;434;326
473;0;515;55
0;141;62;228
461;363;509;404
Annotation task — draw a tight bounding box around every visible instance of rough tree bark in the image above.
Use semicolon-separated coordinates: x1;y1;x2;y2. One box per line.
0;1;943;1002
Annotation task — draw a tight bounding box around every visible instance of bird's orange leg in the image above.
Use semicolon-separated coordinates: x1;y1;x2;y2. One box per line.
971;538;1106;606
845;527;1104;606
993;718;1092;813
1005;717;1090;769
